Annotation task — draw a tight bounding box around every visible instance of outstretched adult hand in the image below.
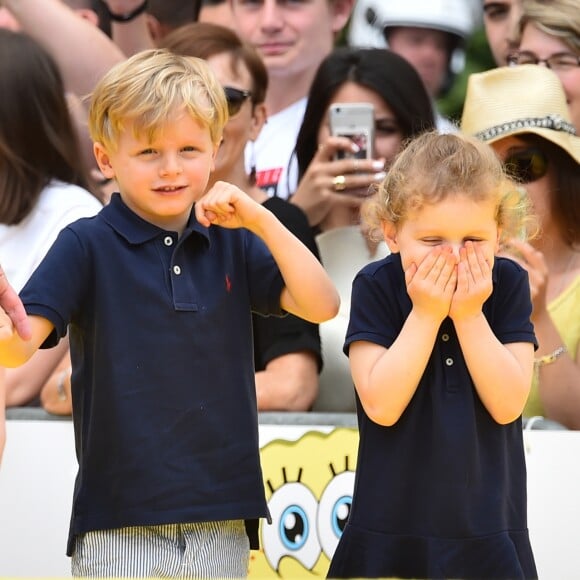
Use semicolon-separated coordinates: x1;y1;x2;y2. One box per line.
0;265;30;341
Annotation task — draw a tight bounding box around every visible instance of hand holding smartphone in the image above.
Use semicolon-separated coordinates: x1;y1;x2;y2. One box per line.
329;103;375;160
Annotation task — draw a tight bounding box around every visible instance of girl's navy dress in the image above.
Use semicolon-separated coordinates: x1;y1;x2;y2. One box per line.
328;253;538;580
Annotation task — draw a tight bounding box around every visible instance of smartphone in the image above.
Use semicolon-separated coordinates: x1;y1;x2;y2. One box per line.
329;103;375;160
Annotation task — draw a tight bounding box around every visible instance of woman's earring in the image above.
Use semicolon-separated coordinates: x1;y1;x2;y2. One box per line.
249;141;257;186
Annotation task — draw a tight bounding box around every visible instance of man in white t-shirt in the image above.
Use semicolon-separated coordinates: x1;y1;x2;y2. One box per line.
230;0;354;199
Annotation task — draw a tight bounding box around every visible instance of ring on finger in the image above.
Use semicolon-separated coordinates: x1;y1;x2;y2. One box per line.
333;174;346;192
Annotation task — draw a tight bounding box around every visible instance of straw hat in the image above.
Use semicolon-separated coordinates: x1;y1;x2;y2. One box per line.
461;64;580;164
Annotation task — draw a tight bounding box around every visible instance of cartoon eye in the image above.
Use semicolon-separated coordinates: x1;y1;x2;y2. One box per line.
262;480;321;571
317;469;355;559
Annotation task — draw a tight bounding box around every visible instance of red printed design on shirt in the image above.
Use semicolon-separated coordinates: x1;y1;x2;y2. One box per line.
256;168;283;197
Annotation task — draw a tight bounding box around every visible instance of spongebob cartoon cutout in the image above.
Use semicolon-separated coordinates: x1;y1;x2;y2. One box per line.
249;428;358;578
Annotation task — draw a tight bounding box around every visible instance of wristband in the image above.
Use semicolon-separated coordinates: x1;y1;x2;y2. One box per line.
99;0;148;23
534;345;567;368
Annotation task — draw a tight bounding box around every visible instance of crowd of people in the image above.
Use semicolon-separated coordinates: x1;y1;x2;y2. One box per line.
0;0;577;577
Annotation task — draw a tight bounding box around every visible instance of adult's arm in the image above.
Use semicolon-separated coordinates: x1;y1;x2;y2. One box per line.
256;352;319;411
103;0;155;57
4;0;125;96
40;352;72;416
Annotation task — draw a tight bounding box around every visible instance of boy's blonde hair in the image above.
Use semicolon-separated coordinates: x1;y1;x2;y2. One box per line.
88;49;228;151
363;131;536;245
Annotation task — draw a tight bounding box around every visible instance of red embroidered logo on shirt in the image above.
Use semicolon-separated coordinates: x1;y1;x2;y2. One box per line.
225;275;232;292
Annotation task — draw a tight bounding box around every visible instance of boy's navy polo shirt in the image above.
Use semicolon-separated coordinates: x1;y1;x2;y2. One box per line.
20;193;286;555
333;253;538;578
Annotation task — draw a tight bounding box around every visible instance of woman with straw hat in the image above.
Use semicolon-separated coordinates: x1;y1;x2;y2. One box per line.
462;64;580;429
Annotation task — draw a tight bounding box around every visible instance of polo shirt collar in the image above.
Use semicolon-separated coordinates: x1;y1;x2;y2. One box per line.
101;192;210;245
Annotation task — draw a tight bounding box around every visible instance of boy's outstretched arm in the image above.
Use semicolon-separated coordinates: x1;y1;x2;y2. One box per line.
0;309;53;368
261;211;340;324
196;182;340;324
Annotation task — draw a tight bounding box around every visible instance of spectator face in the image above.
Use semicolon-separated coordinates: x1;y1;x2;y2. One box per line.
386;27;450;98
205;52;266;180
491;135;555;224
518;23;580;131
482;0;522;66
229;0;350;80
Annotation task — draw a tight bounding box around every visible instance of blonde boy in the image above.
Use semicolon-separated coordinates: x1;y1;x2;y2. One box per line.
0;50;339;577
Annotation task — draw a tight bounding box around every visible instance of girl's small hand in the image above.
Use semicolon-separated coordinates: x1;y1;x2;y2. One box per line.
195;180;264;231
406;247;457;322
449;242;493;321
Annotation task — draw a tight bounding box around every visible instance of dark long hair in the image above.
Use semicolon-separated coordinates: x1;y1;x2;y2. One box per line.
295;47;436;182
0;29;95;224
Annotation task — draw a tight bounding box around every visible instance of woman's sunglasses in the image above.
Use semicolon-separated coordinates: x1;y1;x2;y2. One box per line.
503;148;549;184
223;86;252;117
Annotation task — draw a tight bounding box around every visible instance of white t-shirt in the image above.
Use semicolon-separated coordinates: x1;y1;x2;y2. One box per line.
245;97;307;200
0;180;102;292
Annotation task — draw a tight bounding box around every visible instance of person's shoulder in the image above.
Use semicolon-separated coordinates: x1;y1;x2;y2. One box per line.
494;255;527;278
27;181;102;237
492;256;531;297
38;180;103;214
358;252;401;279
263;197;310;228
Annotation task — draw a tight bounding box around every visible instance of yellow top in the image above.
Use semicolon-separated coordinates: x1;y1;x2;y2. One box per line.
524;274;580;417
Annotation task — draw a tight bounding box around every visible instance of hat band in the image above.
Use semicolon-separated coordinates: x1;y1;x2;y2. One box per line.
475;114;577;141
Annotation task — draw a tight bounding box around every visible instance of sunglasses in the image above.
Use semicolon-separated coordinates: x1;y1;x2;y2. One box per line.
503;148;549;184
223;86;252;117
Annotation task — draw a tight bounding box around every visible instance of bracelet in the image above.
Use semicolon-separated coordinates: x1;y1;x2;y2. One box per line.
534;345;568;368
56;369;70;401
99;0;148;23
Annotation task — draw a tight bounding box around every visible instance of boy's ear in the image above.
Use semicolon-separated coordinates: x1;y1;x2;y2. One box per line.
93;142;115;179
381;221;400;253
